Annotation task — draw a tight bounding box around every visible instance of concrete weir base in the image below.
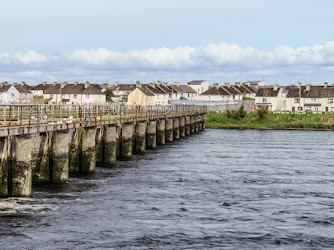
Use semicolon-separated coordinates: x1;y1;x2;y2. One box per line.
0;113;206;197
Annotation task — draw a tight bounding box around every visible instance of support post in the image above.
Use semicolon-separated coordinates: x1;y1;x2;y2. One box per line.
32;132;51;183
185;116;191;135
173;117;180;140
135;122;146;154
121;122;133;159
146;120;157;150
190;116;195;133
103;125;117;165
156;119;165;145
165;118;173;142
81;127;97;173
69;128;82;173
180;116;185;137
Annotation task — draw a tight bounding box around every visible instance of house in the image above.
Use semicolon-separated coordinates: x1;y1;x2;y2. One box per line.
156;82;180;104
255;84;284;111
286;82;334;112
243;80;265;89
0;82;33;103
170;83;198;102
127;82;169;105
187;80;209;95
31;82;56;96
109;82;136;103
43;81;106;104
199;83;232;102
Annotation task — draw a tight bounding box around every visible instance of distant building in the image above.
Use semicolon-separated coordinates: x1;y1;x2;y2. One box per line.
127;82;169;105
0;82;33;103
187;80;209;95
109;82;136;103
243;80;265;89
286;82;334;112
44;81;106;104
255;84;284;111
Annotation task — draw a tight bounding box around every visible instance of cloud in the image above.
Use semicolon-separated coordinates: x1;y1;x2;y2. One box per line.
1;42;334;84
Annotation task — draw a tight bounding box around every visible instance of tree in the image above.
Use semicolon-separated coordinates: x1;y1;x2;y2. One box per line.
105;89;114;102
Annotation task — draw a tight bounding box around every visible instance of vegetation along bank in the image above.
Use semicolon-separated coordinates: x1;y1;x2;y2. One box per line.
206;107;334;131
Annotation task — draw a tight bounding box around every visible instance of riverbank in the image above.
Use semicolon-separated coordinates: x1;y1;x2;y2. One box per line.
206;111;334;130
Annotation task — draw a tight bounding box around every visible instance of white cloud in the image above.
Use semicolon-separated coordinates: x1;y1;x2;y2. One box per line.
1;42;334;84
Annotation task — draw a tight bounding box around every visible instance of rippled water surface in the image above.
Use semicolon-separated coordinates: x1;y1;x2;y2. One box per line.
1;129;334;249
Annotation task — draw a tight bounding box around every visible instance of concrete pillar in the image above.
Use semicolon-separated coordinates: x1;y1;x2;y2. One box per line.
190;116;195;133
81;127;97;173
103;125;117;165
31;132;51;183
11;135;32;197
121;122;133;159
135;122;146;154
198;115;203;131
116;125;121;160
165;118;174;142
69;128;82;173
146;120;157;150
132;122;137;154
96;126;104;164
185;116;191;135
173;117;180;140
195;116;199;132
156;119;165;145
179;116;185;137
0;137;11;197
50;130;72;183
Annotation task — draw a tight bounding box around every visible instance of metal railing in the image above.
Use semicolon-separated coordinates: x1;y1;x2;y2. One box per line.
0;104;207;129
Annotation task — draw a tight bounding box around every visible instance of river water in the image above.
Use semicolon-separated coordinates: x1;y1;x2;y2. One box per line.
1;129;334;249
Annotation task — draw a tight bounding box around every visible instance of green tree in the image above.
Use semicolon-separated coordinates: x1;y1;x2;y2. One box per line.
105;89;114;102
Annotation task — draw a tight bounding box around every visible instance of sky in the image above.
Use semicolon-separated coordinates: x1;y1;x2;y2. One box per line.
1;0;334;85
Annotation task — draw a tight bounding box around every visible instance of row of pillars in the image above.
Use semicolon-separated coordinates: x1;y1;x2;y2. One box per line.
0;114;205;197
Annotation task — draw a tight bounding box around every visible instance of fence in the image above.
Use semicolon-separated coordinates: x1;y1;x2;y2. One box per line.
0;104;207;129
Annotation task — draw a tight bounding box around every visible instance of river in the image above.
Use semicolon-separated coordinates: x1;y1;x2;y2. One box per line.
1;129;334;249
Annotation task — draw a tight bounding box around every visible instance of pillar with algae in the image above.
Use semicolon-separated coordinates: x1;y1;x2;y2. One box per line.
135;121;146;154
96;126;104;164
121;122;134;159
185;116;191;135
156;119;165;145
179;116;185;137
146;120;157;150
165;118;174;142
81;127;97;173
69;128;82;173
31;132;51;183
50;129;72;183
103;124;117;165
190;116;195;133
11;135;33;197
173;117;180;140
0;137;11;197
116;125;121;160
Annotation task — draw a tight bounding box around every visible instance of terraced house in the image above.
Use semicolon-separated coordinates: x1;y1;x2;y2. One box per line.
255;84;284;111
127;82;169;105
43;81;106;104
0;82;33;103
286;82;334;112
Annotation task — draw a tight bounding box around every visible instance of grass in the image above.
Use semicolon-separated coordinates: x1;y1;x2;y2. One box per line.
206;111;334;130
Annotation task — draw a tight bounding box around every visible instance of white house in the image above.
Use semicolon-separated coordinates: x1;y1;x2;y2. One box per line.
43;81;106;104
187;80;209;95
255;84;284;111
286;82;334;112
109;83;136;103
0;82;33;103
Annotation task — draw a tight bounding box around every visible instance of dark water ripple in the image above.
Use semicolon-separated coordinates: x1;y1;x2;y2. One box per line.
1;129;334;249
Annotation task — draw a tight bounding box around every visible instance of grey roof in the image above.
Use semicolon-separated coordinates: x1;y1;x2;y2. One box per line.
44;84;105;95
0;84;32;94
187;80;207;85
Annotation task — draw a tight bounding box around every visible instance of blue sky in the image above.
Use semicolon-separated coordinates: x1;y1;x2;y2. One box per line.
1;0;334;85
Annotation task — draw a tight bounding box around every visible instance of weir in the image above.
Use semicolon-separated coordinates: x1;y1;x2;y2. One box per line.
0;104;207;197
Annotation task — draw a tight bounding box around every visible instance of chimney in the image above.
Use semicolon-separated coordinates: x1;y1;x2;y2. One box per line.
157;80;162;85
13;82;17;86
213;83;219;89
53;81;57;86
150;82;156;88
75;81;79;86
163;82;167;87
235;82;241;86
61;81;67;88
324;82;328;88
85;81;90;89
115;81;119;86
244;81;250;87
174;81;179;87
274;84;278;91
298;82;302;89
0;83;4;88
43;81;47;86
224;82;231;88
21;81;25;86
306;83;311;91
136;81;142;89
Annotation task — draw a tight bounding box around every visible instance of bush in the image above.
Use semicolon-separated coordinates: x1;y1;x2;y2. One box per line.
226;105;246;120
257;107;268;120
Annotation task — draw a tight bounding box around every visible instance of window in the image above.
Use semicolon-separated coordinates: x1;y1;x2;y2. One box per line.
73;94;77;99
262;98;267;103
315;107;319;111
298;107;303;111
188;93;190;97
169;94;172;98
326;107;329;111
311;98;316;103
25;94;27;97
328;98;333;104
331;107;334;112
61;94;65;98
11;93;14;97
292;107;295;111
50;94;53;98
294;98;300;103
86;94;90;98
